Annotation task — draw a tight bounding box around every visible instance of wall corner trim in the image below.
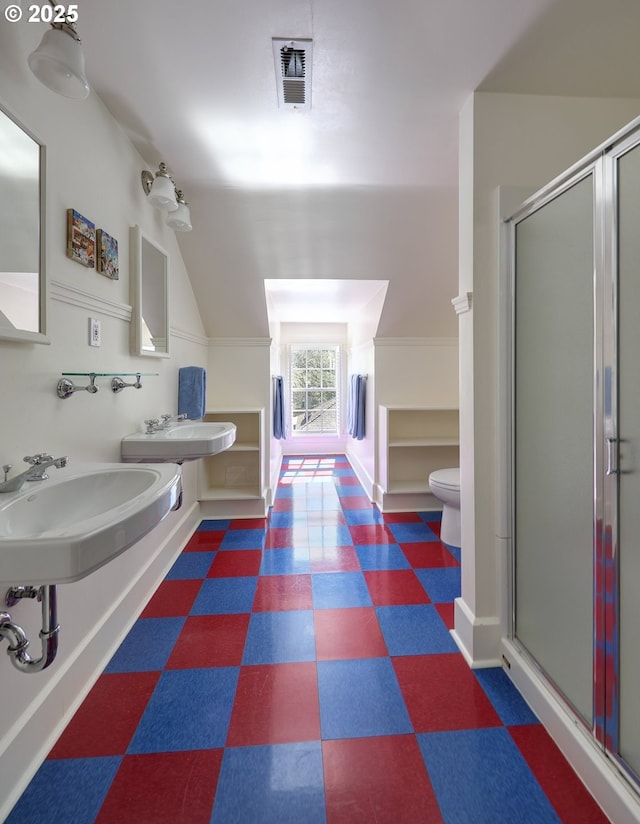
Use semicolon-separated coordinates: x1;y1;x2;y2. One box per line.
452;292;473;315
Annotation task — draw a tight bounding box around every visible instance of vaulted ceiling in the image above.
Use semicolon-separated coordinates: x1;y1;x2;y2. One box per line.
76;0;640;338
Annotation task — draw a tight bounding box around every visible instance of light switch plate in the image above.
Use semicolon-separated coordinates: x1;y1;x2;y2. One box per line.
89;317;101;347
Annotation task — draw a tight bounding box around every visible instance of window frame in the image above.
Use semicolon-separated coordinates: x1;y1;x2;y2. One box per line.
287;343;341;436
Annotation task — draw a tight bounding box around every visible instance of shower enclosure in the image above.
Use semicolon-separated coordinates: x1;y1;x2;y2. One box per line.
505;117;640;793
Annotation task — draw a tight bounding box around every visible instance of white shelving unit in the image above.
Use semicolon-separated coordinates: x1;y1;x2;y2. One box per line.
377;405;459;511
197;408;267;519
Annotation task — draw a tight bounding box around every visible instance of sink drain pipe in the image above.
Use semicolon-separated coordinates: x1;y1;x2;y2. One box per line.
0;585;59;673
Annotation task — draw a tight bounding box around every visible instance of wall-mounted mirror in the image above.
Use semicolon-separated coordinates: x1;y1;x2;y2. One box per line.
0;102;48;344
131;225;170;358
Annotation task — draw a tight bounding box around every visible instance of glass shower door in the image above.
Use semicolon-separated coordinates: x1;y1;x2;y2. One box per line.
614;136;640;780
513;172;595;726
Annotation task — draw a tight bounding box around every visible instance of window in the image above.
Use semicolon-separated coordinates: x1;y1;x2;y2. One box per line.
289;345;339;434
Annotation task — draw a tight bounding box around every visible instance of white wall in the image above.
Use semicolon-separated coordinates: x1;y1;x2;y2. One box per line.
0;23;208;819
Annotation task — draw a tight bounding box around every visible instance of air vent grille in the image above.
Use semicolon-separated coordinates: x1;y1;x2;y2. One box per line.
272;38;312;110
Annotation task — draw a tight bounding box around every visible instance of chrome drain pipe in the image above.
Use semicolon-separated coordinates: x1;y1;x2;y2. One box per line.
0;585;60;673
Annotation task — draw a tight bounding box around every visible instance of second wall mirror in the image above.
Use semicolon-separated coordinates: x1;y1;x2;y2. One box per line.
130;224;169;357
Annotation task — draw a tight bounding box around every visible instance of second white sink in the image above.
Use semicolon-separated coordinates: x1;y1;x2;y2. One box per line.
121;421;236;462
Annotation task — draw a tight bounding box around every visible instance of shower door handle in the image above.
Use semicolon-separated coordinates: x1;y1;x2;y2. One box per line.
606;437;618;476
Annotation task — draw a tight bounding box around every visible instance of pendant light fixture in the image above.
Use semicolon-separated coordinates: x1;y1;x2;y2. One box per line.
28;5;90;100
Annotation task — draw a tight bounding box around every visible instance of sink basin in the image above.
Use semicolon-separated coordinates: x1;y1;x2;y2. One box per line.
0;462;182;586
121;421;236;462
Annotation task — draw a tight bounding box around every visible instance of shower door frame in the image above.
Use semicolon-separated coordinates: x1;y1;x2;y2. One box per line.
501;115;640;800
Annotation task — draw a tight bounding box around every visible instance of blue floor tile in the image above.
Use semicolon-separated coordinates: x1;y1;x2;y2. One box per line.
212;743;326;824
5;757;121;824
269;510;306;527
355;543;411;571
387;522;440;543
104;617;184;672
219;528;266;549
165;550;215;580
243;610;316;664
474;668;540;726
342;508;385;525
415;567;461;603
260;548;311;575
317;658;413;739
418;728;562;824
128;668;239;753
190;577;257;614
198;519;231;531
376;605;458;655
308;524;353;546
311;571;372;608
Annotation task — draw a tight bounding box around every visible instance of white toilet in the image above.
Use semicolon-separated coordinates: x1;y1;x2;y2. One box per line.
428;467;461;547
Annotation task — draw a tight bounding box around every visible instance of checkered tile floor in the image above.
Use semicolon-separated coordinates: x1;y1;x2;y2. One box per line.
7;456;609;823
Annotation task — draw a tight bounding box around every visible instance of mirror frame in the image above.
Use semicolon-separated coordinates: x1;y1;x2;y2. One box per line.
130;224;170;358
0;100;49;345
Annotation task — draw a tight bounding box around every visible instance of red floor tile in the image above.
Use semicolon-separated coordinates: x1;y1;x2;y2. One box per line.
226;663;321;746
207;549;262;577
323;735;443;824
434;601;454;629
310;545;361;573
48;672;159;758
382;512;424;523
364;570;430;605
510;725;611;824
335;475;363;486
400;542;459;568
315;608;388;660
140;579;202;617
165;614;250;669
340;496;375;509
423;519;441;537
349;524;395;545
228;517;268;530
272;497;295;511
252;574;313;611
96;749;222;824
184;531;224;551
393;654;502;732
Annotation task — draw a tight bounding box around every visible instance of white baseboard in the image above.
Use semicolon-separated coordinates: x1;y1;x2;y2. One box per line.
451;596;502;668
346;450;375;500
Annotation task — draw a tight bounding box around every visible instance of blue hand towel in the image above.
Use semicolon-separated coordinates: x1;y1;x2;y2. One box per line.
178;366;206;420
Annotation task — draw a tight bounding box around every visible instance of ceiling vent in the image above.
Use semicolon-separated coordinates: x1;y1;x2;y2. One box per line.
272;38;312;110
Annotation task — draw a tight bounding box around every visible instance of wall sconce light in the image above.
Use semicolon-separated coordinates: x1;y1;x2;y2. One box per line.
28;5;90;100
141;163;192;232
166;191;192;232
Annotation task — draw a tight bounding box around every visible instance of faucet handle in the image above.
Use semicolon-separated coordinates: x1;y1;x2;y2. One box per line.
2;465;11;482
24;454;52;465
161;414;172;423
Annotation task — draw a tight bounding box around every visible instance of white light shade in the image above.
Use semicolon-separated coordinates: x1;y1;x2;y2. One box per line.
147;175;178;211
28;27;90;100
166;202;192;232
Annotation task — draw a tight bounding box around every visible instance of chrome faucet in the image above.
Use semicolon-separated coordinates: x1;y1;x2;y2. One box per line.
0;454;69;493
160;413;188;428
145;414;188;433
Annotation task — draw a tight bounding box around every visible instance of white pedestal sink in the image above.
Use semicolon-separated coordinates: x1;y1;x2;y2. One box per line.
121;420;236;463
0;462;182;586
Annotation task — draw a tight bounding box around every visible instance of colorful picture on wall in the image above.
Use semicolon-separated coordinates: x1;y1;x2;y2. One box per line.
96;228;119;279
66;209;95;268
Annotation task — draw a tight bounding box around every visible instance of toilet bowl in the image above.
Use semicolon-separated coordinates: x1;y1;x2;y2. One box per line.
428;467;461;547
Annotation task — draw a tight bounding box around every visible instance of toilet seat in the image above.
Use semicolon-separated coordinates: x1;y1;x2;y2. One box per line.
429;468;459;490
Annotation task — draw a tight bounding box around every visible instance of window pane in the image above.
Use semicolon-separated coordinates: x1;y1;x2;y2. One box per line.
307;368;321;388
293;351;307;368
292;390;306;408
321;349;335;368
322;370;336;388
292;370;307;388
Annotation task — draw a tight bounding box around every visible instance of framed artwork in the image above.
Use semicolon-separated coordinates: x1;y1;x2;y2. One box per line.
66;209;95;268
96;228;119;279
